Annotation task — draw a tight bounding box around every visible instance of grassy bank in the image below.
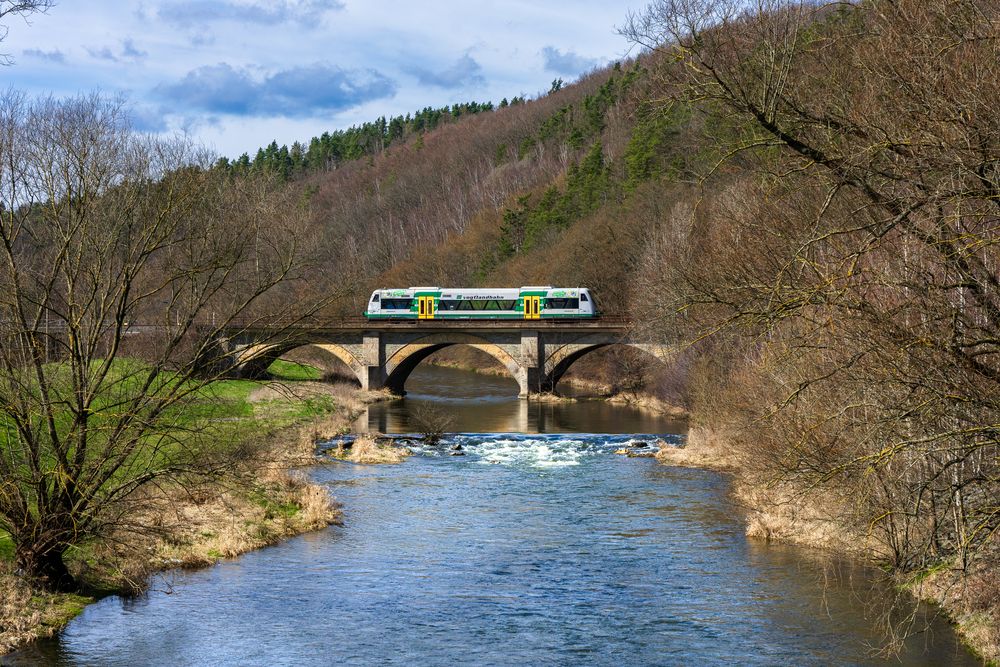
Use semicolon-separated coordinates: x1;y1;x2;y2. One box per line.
655;430;998;664
0;360;388;656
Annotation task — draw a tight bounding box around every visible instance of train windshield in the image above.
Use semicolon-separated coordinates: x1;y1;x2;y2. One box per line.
545;298;579;309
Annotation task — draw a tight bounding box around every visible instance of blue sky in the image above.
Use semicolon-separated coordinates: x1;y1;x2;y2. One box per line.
4;1;647;158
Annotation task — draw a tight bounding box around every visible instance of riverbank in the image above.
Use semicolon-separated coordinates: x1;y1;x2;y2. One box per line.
0;372;388;656
655;428;999;664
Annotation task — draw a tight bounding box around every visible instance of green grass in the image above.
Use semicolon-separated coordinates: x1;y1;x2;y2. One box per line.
267;359;323;381
164;376;336;448
248;486;301;520
198;378;261;402
0;530;13;562
0;360;338;535
173;379;259;423
41;594;95;628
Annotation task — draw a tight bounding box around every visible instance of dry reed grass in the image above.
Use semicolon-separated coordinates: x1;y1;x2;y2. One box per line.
0;570;92;655
527;392;577;403
344;435;410;464
138;386;383;570
654;427;741;470
148;474;340;569
0;573;42;654
734;482;868;556
130;384;401;570
607;392;688;418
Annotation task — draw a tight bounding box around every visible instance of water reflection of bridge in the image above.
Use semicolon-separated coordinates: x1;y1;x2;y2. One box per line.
357;390;687;434
359;397;533;433
215;319;673;397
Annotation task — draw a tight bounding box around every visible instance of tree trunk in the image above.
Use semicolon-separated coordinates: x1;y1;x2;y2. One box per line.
16;543;76;592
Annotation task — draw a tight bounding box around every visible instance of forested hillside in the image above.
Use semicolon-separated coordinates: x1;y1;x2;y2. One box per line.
258;59;702;316
273;0;1000;659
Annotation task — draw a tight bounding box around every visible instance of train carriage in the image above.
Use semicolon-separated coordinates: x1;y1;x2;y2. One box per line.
364;286;597;320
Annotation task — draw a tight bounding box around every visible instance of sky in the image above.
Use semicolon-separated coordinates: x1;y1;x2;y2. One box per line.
2;0;649;158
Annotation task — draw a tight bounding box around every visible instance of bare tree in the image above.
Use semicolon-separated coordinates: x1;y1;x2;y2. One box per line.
0;0;54;65
409;403;454;445
0;92;321;590
623;0;1000;606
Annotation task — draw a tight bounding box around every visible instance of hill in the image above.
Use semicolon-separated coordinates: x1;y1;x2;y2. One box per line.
248;60;699;317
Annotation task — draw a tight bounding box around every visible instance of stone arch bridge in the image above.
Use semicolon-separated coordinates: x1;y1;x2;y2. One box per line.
212;319;672;397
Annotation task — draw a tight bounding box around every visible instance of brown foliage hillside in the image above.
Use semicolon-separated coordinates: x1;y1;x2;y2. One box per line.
623;0;1000;656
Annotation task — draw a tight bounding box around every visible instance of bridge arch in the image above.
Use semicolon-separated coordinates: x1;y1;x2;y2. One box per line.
542;336;672;394
231;341;366;385
384;333;523;396
542;342;610;393
309;343;367;383
230;343;281;379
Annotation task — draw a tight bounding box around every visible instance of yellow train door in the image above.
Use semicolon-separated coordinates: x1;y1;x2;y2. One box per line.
418;296;435;319
524;296;541;319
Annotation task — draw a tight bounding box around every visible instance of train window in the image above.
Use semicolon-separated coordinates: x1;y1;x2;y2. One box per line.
383;298;412;310
445;300;517;310
372;294;380;302
580;293;588;302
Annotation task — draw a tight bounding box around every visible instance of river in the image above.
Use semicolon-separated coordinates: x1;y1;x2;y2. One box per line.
10;365;980;665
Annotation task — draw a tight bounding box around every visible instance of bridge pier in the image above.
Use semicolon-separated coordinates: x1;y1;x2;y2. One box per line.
519;330;542;397
518;368;542;397
360;366;382;392
360;332;383;391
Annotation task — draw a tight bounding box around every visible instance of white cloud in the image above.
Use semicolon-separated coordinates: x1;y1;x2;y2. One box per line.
541;46;600;77
406;54;485;89
156;62;397;117
22;48;65;63
0;0;648;156
156;0;344;29
87;38;148;63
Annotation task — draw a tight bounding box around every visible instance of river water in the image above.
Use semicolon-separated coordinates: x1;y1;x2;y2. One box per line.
12;366;980;665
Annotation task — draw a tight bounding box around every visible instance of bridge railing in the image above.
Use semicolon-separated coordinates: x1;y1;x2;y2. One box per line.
214;315;635;330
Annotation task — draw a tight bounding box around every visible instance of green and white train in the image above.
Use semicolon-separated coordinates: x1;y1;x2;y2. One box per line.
365;286;597;320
